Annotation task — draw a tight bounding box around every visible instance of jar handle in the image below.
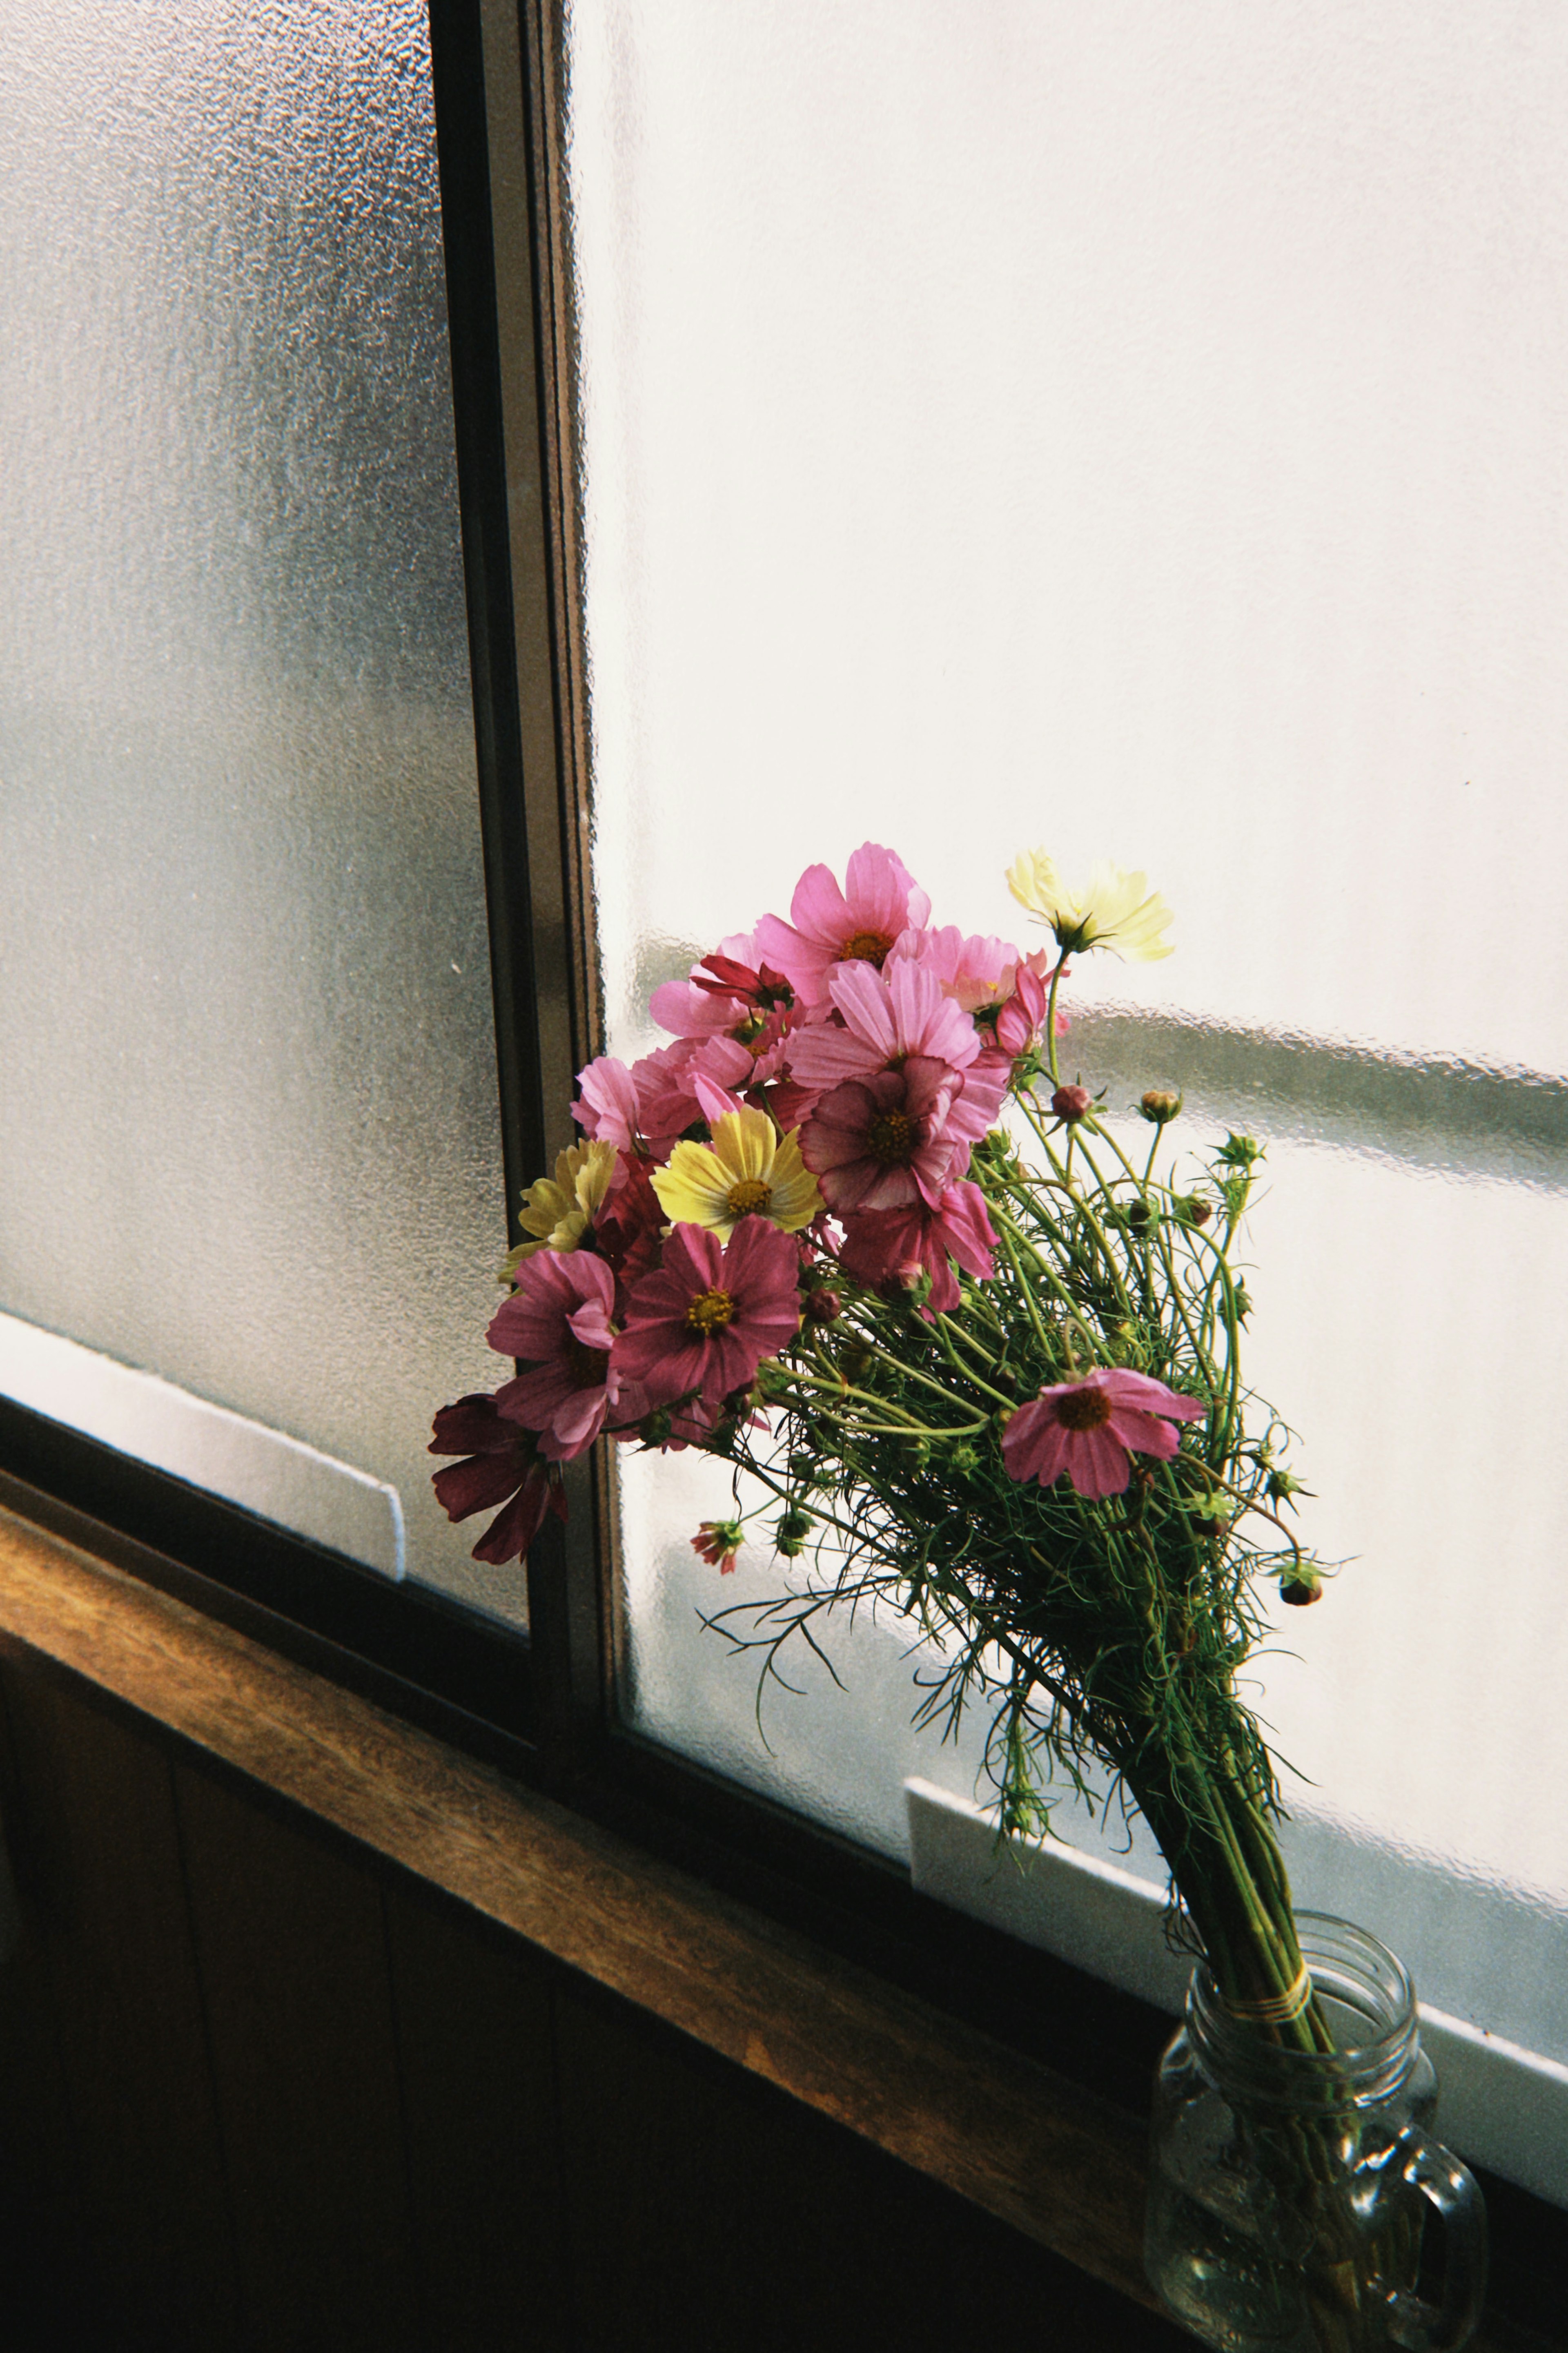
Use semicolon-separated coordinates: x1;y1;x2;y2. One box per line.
1382;2128;1488;2352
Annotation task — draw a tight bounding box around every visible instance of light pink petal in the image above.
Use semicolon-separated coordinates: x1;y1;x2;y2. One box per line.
537;1390;612;1460
1101;1367;1207;1421
1105;1407;1182;1461
649;977;746;1037
567;1295;617;1353
1066;1425;1132;1499
879;956;980;1066
788;861;857;943
1001;1398;1069;1488
692;1069;747;1127
826;959;903;1058
572;1056;640;1151
786;1017;885;1090
843;841;931;935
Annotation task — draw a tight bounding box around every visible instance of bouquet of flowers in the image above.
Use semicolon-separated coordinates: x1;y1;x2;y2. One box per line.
431;840;1330;2039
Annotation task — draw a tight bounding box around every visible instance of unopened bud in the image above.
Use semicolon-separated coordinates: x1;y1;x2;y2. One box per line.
1279;1568;1323;1607
640;1407;673;1447
1051;1084;1091;1123
1181;1194;1214;1226
1266;1468;1310;1504
804;1285;843;1323
1140;1088;1182;1125
775;1508;814;1559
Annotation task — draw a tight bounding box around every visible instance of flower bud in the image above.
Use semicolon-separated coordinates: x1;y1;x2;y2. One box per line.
640;1407;673;1446
774;1508;814;1559
804;1284;843;1324
1279;1568;1323;1606
1265;1467;1310;1504
1180;1194;1214;1226
1140;1088;1182;1125
1051;1084;1091;1123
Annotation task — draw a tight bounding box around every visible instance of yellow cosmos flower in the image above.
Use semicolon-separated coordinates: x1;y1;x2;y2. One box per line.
1006;849;1174;962
651;1107;822;1241
498;1139;620;1282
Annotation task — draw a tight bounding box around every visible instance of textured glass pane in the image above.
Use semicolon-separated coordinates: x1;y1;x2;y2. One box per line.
570;0;1568;2105
0;0;519;1619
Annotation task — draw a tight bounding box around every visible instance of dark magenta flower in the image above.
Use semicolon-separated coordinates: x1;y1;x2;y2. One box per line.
428;1394;566;1563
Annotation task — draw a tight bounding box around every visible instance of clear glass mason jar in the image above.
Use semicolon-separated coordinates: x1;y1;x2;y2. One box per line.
1145;1914;1488;2352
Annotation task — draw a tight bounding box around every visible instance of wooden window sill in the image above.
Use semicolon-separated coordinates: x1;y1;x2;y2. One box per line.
0;1493;1547;2351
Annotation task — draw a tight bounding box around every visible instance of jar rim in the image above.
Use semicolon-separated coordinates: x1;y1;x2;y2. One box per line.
1186;1912;1419;2104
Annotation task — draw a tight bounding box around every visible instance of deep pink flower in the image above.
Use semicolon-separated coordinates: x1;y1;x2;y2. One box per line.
428;1393;567;1563
800;1065;964;1213
613;1219;802;1408
487;1251;639;1462
753;843;931;1009
835;1180;997;1315
1002;1368;1207;1501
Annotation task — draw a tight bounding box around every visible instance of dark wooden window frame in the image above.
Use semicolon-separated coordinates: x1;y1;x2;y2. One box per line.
0;5;1560;2343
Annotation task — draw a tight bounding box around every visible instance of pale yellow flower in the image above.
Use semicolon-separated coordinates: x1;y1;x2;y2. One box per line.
498;1139;620;1282
1006;850;1174;961
651;1107;822;1241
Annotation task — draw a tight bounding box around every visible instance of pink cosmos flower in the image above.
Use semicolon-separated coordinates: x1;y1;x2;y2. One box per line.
649;934;797;1045
786;957;984;1095
993;960;1050;1060
915;926;1020;1014
1002;1368;1207;1501
754;843;931;1010
835;1180;997;1315
572;1055;642;1153
799;1067;954;1213
428;1393;567;1563
613;1219;802;1409
488;1250;640;1461
631;1035;754;1145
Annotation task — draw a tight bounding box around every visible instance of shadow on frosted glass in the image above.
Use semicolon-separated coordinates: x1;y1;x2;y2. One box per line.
0;2;518;1619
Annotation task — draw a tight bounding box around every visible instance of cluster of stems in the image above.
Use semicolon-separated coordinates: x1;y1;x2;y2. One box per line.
702;981;1335;2063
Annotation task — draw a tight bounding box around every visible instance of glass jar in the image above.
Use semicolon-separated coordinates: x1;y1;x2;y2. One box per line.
1145;1914;1487;2352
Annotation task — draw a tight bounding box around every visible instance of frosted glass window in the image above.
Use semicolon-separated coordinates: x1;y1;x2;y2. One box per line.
0;0;519;1621
568;0;1568;2166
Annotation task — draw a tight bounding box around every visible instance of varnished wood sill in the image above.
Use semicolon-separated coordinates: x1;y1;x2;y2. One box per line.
0;1497;1548;2352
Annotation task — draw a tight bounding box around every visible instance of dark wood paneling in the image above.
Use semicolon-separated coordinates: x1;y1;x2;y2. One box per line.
553;1979;1195;2353
174;1763;421;2353
385;1879;570;2351
0;1503;1165;2308
0;1658;238;2351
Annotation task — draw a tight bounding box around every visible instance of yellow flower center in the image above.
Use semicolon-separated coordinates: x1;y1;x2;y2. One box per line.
725;1178;773;1219
841;928;895;967
866;1109;916;1164
1057;1383;1114;1432
686;1285;737;1334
